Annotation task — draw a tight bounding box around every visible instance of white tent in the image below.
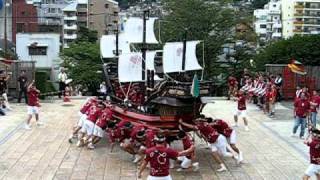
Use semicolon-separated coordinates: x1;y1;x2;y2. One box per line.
162;41;202;73
100;34;131;58
122;17;158;44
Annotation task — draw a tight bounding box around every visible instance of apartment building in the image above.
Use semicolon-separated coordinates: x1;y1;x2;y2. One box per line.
254;0;282;41
282;0;320;38
62;1;77;48
12;0;39;43
34;0;70;33
88;0;119;37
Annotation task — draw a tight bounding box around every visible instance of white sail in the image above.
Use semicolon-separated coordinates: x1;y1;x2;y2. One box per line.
163;41;202;73
122;17;158;44
118;53;143;82
100;34;131;58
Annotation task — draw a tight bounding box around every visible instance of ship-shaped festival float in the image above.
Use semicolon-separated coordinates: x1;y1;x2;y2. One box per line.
100;10;214;134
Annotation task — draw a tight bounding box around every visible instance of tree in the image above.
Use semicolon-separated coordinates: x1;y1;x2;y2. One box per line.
75;26;98;43
252;0;269;9
254;35;320;70
160;0;236;78
61;28;102;94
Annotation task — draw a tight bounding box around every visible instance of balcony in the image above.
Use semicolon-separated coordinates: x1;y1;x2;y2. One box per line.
64;16;77;21
294;4;304;10
64;24;77;30
293;21;304;26
64;34;77;39
272;32;282;38
273;23;282;28
269;10;281;14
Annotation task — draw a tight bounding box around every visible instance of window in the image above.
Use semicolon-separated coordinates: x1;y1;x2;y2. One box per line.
17;23;25;33
105;4;109;8
273;4;276;7
260;24;267;28
29;46;47;56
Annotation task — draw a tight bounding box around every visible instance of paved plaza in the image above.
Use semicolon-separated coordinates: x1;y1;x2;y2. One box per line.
0;98;315;180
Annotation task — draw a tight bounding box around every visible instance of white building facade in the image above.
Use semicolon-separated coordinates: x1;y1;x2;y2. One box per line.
63;2;78;48
282;0;320;38
254;0;282;41
16;33;61;69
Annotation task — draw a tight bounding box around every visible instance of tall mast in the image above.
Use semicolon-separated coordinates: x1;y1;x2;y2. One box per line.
142;10;149;83
182;29;187;71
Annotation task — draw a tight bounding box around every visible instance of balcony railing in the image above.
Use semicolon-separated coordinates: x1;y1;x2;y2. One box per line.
64;16;77;21
295;5;305;9
64;24;77;30
294;21;304;25
64;34;77;39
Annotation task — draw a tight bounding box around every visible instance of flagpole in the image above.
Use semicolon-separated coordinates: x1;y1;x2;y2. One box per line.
4;0;7;55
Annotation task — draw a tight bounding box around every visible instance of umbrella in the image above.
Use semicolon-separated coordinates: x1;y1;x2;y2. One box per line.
287;59;307;75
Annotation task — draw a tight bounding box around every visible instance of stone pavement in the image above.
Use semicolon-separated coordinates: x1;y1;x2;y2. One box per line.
0;99;314;180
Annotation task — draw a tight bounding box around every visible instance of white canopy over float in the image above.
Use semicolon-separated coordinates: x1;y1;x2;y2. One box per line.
100;34;131;58
122;17;158;44
162;41;202;73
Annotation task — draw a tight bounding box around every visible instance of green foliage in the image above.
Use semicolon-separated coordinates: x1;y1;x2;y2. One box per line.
0;50;18;60
75;26;98;43
160;0;236;78
252;0;269;9
254;35;320;70
61;42;102;93
35;71;55;99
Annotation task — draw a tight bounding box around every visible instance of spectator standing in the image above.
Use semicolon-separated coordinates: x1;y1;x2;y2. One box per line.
0;71;11;110
309;90;320;128
99;81;107;99
58;68;67;98
274;74;283;101
17;70;28;103
292;92;310;139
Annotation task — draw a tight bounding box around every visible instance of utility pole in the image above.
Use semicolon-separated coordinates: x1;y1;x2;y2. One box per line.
142;9;149;91
4;0;8;55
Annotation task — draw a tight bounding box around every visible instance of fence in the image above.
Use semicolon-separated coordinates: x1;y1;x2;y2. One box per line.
0;61;36;98
265;64;320;99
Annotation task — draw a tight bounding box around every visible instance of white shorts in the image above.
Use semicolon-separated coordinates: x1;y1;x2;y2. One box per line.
77;114;87;127
228;130;237;145
147;175;172;180
27;106;39;115
179;156;192;169
81;120;95;136
305;164;320;176
78;111;83;117
210;135;229;156
234;109;247;118
93;125;104;138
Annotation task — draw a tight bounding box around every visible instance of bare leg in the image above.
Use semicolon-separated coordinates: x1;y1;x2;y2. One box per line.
26;115;32;125
316;173;320;180
230;144;240;154
234;115;238;124
243;117;248;126
302;175;310;180
120;143;136;155
92;136;101;144
211;151;224;164
35;114;39;121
